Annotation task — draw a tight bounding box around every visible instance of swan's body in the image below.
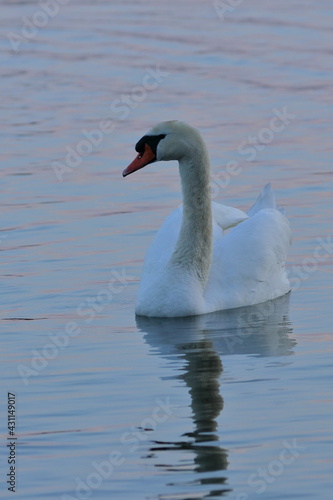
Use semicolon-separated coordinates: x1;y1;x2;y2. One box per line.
123;121;291;317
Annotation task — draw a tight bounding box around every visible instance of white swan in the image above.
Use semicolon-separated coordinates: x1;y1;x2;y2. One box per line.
123;120;291;317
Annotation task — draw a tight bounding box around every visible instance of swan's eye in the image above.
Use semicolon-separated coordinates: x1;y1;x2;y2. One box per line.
138;154;143;159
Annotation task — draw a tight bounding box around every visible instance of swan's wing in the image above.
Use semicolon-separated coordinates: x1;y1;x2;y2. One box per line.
141;200;248;275
247;182;279;215
205;206;292;311
212;201;248;229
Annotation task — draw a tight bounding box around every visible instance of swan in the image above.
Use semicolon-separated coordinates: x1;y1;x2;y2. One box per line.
123;120;291;317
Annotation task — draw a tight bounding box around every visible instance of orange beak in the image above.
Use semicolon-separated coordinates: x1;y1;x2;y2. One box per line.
122;144;156;177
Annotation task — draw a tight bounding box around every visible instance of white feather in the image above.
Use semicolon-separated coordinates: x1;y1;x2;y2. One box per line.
129;121;292;317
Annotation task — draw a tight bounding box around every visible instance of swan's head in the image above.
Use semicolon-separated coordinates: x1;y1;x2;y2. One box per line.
122;120;204;177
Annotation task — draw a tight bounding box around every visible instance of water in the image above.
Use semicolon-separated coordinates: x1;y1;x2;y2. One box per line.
1;1;333;499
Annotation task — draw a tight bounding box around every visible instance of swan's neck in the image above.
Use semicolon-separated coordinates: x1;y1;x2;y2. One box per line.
169;145;213;287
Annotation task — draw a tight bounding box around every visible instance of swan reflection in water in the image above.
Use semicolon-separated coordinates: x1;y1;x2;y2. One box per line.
136;294;295;497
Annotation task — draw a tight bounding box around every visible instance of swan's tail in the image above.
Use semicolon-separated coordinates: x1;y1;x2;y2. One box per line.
247;183;281;216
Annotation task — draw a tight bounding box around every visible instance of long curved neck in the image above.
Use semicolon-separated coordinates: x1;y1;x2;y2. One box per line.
169;143;213;287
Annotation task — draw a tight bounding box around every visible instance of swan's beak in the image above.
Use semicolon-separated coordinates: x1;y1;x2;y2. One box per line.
122;144;156;177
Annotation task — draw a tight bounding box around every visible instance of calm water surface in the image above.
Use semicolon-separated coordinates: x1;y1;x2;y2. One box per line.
1;1;333;499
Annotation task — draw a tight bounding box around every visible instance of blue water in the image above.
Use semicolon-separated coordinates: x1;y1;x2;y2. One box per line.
1;1;333;499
